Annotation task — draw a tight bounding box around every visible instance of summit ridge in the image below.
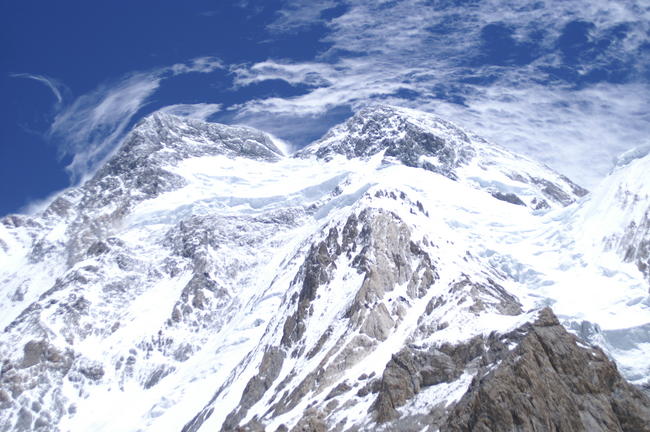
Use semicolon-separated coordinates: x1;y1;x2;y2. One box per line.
0;106;649;432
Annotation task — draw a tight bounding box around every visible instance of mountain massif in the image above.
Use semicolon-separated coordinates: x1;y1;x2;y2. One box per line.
1;105;649;431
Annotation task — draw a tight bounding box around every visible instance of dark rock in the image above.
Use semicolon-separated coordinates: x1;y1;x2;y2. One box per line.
144;365;174;389
281;228;341;346
222;347;286;431
290;408;327;432
449;277;523;316
182;406;214;432
531;176;576;206
297;106;474;182
531;197;551;210
372;346;462;423
560;174;589;197
325;381;352;400
87;240;110;256
15;407;32;431
491;191;525;206
21;341;49;368
443;308;650;432
79;361;105;381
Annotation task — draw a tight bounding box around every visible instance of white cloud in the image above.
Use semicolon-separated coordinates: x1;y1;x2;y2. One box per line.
419;83;650;189
228;107;351;151
11;73;65;104
169;56;223;75
25;0;650;194
231;0;650;188
49;57;223;182
232;60;336;88
50;72;161;182
157;103;223;121
267;0;339;34
18;186;70;216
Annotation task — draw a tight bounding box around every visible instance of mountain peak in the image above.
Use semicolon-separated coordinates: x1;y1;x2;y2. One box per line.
86;113;284;199
124;111;284;165
297;104;473;166
577;150;650;285
298;104;587;210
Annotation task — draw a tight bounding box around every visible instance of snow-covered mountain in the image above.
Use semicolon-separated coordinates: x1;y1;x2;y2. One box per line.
1;106;649;431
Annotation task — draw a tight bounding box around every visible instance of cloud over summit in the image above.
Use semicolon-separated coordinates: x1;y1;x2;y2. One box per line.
231;0;650;188
47;58;224;182
25;1;650;191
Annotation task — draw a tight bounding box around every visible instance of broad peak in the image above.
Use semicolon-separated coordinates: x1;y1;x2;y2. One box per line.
297;104;475;167
113;111;284;170
298;104;587;210
81;112;285;207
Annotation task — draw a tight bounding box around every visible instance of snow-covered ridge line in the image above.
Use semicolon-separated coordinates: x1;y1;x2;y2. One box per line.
297;104;588;211
0;105;648;432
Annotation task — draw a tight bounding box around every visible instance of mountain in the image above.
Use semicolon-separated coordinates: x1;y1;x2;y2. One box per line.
297;105;588;210
575;145;650;284
0;106;649;431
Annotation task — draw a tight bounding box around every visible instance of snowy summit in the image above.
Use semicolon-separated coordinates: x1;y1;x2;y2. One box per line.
1;105;649;431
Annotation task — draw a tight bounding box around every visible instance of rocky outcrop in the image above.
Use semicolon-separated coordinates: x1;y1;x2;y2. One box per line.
444;308;650;432
372;346;462;423
618;211;650;286
222;347;286;431
297;106;475;181
297;105;588;210
0;340;112;432
353;308;650;432
43;112;285;266
206;203;441;431
281;225;342;347
281;204;437;351
188;306;650;432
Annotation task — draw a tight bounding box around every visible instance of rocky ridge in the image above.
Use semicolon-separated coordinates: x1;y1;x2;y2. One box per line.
0;106;649;431
298;105;588;210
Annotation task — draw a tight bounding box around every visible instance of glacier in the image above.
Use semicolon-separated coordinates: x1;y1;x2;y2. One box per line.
0;105;649;431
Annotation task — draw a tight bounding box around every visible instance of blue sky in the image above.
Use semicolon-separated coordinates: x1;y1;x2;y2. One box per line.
1;0;649;216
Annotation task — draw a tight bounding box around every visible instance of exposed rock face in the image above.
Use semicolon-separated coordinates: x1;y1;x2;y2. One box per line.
619;211;650;286
297;105;475;181
207;205;441;431
44;112;284;266
259;307;650;432
99;112;283;182
0;114;292;432
0;339;112;432
222;347;286;431
444;309;650;432
203;196;645;432
372;346;462;423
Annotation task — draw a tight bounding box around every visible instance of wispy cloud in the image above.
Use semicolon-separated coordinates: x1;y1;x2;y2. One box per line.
157;103;223;121
50;72;161;182
232;60;336;88
49;57;223;182
232;0;650;188
11;73;66;104
419;83;650;189
19;1;650;193
267;0;340;34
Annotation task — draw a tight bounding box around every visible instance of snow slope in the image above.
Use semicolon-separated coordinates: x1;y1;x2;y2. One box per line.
0;106;648;431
